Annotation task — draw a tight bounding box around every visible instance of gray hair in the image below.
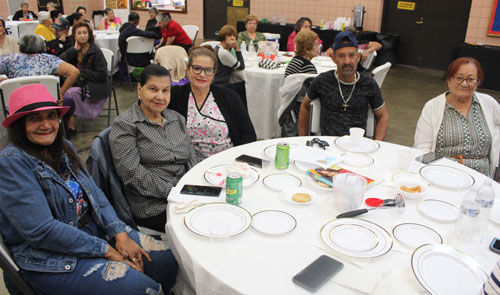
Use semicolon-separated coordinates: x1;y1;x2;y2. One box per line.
156;12;171;23
19;34;46;54
148;7;158;14
20;1;28;7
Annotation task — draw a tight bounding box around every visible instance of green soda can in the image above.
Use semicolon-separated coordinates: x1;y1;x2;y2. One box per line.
275;142;290;170
225;172;243;205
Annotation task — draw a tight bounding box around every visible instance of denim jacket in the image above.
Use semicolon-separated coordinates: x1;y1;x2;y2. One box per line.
0;142;127;273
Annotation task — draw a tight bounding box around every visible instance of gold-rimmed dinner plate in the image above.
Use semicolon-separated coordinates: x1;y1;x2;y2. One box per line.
262;173;302;191
320;218;392;258
418;199;460;223
204;164;259;187
392;223;442;249
411;244;488;295
419;165;474;189
184;203;252;238
334;136;380;154
251;210;297;235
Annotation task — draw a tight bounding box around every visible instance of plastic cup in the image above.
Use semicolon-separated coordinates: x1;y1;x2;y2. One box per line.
332;173;367;212
349;127;365;146
398;150;414;171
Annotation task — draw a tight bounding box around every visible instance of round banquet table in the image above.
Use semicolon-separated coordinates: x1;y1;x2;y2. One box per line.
230;56;337;139
166;137;500;295
94;30;120;74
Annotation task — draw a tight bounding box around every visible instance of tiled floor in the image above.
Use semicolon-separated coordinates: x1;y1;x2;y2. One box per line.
0;65;499;294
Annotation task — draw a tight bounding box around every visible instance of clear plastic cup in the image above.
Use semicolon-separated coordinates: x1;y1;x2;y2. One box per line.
332;173;367;212
398;150;414;171
349;127;365;146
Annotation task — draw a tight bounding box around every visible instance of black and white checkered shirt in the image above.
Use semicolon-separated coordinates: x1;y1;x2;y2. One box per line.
110;102;198;218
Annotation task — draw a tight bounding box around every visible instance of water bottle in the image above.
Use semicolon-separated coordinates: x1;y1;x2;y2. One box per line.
248;41;255;56
280;16;286;26
454;187;481;242
271;13;278;24
28;13;33;20
240;41;246;53
475;180;495;235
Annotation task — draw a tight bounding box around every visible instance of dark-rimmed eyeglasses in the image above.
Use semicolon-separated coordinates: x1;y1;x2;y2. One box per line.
190;65;215;76
453;75;479;85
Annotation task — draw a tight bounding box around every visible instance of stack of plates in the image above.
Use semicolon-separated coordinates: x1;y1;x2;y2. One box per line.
411;244;488;295
320;219;393;258
184;203;252;237
334;136;380;153
419;165;474;189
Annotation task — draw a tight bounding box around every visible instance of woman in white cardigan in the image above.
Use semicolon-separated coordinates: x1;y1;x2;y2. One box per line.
414;57;500;178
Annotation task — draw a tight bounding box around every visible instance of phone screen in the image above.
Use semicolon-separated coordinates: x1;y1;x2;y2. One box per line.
292;255;344;292
180;185;222;197
235;154;263;168
421;152;444;164
491;238;500;253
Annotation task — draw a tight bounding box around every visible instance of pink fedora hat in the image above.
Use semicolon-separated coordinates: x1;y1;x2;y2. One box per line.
2;84;70;128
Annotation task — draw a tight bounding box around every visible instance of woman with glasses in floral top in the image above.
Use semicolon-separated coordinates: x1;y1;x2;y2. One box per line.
169;46;256;159
414;57;500;178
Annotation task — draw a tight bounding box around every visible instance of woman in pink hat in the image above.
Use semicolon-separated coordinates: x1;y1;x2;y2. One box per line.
0;84;177;294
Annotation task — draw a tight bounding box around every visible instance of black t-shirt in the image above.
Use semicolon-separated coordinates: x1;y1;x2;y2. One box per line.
46;38;73;57
307;70;384;136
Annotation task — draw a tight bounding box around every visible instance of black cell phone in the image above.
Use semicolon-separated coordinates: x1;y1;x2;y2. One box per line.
180;185;222;197
235;154;262;168
421;152;444;164
292;255;344;292
490;237;500;255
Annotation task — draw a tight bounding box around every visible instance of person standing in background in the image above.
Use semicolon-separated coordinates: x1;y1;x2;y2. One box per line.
156;12;192;52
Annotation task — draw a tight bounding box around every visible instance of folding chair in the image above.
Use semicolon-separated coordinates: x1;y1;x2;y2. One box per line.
0;236;35;295
100;48;119;126
360;50;377;70
124;36;155;83
372;62;392;88
200;41;220;49
0;75;60;117
182;25;199;47
17;22;38;39
154;46;188;82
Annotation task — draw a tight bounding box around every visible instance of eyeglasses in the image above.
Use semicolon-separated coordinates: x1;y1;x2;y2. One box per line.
190;65;215;76
453;75;479;85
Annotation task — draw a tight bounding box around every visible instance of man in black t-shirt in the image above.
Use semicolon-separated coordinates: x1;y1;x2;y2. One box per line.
46;17;72;57
298;31;389;140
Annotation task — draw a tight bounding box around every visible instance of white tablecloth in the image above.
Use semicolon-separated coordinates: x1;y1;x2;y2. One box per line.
5;20;35;40
94;31;120;74
166;137;500;295
231;56;336;139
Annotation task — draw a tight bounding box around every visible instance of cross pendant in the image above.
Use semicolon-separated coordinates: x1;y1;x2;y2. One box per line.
343;103;348;111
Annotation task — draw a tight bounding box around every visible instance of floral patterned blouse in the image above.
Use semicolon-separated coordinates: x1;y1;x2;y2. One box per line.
436;95;492;176
186;92;233;159
0;53;62;78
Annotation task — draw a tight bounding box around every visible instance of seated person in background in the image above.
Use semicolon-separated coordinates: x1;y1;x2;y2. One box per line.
414;57;500;178
60;22;110;138
34;12;55;42
324;26;382;71
46;1;56;12
287;17;323;52
169;46;256;159
284;29;319;78
119;12;160;66
146;7;159;31
0;19;19;55
110;65;198;232
67;12;84;27
98;8;122;30
46;17;72;56
76;6;93;27
214;25;244;85
237;15;266;48
13;1;37;20
0;84;177;295
298;31;388;139
156;12;192;52
49;9;62;23
0;34;79;104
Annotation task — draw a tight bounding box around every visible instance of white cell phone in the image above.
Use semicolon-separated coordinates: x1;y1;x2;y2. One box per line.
292;255;344;292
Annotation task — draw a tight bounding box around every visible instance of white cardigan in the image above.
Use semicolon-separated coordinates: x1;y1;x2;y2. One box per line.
414;92;500;177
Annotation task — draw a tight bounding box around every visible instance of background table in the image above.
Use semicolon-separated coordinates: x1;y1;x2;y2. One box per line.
231;56;336;139
94;31;120;74
5;20;35;40
167;136;500;295
236;22;378;52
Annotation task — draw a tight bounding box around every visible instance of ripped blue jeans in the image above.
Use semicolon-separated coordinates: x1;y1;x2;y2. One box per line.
20;220;178;295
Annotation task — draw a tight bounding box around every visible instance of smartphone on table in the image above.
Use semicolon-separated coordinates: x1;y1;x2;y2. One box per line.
235;154;263;168
490;237;500;255
180;185;222;197
292;255;344;292
420;152;444;164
